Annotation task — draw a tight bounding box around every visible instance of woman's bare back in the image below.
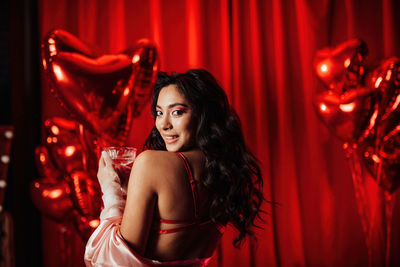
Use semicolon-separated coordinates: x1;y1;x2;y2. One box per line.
121;149;222;261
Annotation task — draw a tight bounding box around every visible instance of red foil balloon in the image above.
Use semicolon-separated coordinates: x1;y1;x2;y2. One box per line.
30;178;74;222
35;145;62;179
368;57;400;121
357;57;400;192
74;214;100;242
124;39;159;117
314;39;400;192
44;117;98;173
76;122;101;170
314;39;368;93
359;110;400;192
68;170;102;219
313;87;377;142
42;29;134;144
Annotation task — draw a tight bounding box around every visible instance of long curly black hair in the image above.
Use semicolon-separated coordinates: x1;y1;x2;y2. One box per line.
144;69;265;248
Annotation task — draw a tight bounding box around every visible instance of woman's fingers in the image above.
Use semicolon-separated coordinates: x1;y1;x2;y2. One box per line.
101;151;114;168
98;155;105;168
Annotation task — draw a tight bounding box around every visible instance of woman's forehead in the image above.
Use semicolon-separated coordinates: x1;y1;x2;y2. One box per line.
157;84;189;107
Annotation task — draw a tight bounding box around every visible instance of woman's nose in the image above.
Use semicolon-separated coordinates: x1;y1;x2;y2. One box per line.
160;116;172;130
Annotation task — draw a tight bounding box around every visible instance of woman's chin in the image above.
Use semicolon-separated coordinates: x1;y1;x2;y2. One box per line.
165;144;180;152
164;139;196;152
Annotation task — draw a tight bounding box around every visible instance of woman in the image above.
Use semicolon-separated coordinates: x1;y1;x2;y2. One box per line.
85;69;265;266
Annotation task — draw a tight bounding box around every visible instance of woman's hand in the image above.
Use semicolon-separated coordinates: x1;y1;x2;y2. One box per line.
97;151;121;191
98;151;126;220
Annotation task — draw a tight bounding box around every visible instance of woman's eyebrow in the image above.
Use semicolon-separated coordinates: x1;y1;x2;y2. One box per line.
156;103;189;109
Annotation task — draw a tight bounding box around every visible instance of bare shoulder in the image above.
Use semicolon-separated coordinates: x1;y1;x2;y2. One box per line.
130;150;184;187
131;150;205;183
133;150;181;170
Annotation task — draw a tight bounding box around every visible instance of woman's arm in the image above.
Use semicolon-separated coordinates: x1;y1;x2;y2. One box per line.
120;150;158;255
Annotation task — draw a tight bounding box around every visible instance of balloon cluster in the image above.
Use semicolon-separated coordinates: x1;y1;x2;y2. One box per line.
313;39;400;193
31;29;159;240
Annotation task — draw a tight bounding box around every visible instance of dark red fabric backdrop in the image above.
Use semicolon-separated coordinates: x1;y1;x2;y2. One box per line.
38;0;400;266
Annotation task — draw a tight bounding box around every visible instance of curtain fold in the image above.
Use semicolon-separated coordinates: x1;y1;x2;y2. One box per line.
38;0;400;266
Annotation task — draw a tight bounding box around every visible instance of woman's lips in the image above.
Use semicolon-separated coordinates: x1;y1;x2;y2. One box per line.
163;135;178;144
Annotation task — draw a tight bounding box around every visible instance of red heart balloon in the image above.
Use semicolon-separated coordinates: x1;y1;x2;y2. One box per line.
314;39;400;192
41;30;159;144
358;58;400;192
74;214;100;242
68;170;102;219
124;39;159;117
368;57;400;121
43;117;98;173
313;87;377;142
41;29;100;60
314;39;368;93
42;30;133;142
30;178;74;222
44;118;87;173
35;145;62;179
359;110;400;192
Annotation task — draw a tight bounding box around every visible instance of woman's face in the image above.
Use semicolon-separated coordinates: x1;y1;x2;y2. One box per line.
155;84;196;152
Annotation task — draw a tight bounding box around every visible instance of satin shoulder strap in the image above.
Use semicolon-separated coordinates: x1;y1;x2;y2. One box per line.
176;152;199;219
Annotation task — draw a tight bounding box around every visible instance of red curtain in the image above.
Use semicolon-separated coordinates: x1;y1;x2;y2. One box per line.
38;0;400;266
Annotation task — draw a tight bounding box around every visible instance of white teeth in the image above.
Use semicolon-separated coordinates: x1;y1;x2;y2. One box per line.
165;136;177;140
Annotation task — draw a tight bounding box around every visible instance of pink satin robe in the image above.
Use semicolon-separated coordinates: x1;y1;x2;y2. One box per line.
84;215;212;267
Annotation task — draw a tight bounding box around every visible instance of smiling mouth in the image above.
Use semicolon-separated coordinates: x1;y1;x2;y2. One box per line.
164;135;179;144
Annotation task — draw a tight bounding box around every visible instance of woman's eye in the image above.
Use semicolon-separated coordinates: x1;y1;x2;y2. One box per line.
171;110;184;116
156;110;163;116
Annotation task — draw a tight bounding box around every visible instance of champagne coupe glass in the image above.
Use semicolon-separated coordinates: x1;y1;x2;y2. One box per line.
104;147;137;193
